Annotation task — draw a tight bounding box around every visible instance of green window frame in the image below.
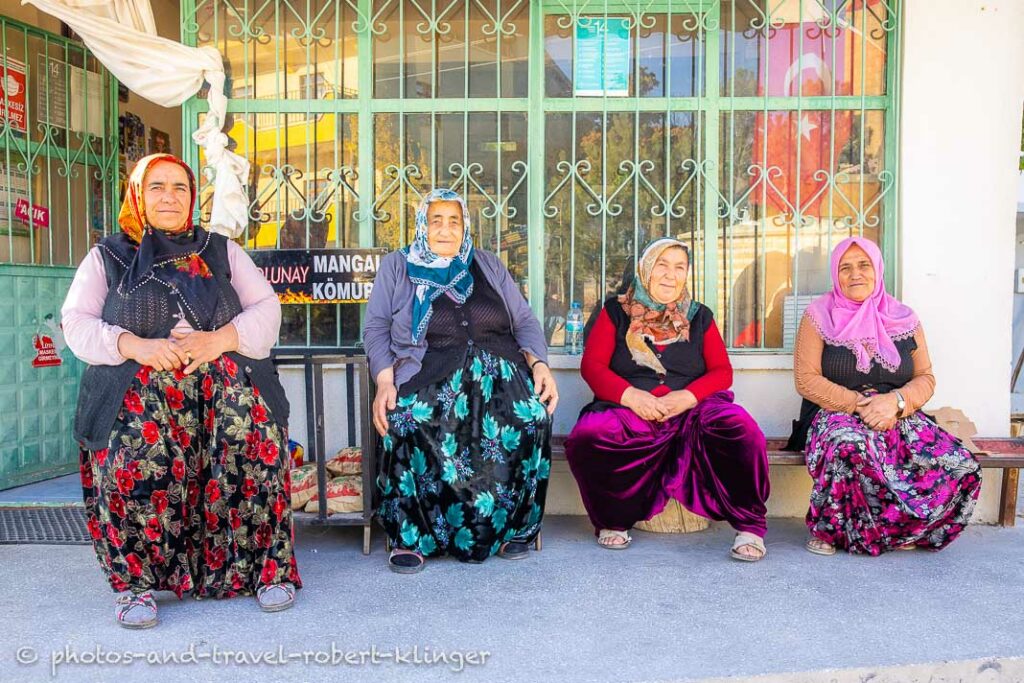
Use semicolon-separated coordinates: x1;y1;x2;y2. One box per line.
181;0;900;351
0;16;119;267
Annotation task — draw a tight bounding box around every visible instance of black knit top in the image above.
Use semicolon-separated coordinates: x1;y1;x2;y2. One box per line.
785;336;917;451
400;260;526;395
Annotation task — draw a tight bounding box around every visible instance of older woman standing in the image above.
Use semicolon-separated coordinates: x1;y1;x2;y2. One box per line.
565;238;769;561
62;154;300;628
364;189;557;572
787;236;981;556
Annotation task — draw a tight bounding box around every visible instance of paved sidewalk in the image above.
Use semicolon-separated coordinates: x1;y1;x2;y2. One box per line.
1;515;1022;683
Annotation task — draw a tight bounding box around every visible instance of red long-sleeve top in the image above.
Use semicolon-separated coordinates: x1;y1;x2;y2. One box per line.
580;308;733;404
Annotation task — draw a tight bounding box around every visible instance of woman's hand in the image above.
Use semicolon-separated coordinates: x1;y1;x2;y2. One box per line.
621;387;667;422
856;393;900;431
170;326;239;375
656;390;697;422
373;367;398;437
117;332;189;371
531;362;559;415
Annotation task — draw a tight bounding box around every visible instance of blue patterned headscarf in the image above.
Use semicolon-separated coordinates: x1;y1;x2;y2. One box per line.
402;188;475;343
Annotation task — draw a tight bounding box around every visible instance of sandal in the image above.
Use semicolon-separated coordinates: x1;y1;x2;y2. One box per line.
498;541;530;560
388;548;425;574
257;582;296;613
114;591;158;629
597;529;632;550
805;537;837;556
730;532;767;562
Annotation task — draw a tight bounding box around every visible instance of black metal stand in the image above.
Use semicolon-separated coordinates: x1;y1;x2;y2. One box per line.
272;351;375;554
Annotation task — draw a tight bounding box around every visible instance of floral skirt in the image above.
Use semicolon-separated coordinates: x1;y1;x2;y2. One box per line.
80;356;302;598
804;409;982;555
377;346;552;563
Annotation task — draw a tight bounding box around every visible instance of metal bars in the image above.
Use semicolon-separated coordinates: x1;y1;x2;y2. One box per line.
180;0;900;350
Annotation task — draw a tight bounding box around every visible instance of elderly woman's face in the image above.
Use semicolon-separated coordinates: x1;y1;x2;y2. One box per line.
837;243;875;302
426;200;464;258
143;161;191;231
647;246;689;305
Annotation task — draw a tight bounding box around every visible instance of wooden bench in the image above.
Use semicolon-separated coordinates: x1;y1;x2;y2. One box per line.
549;436;1024;527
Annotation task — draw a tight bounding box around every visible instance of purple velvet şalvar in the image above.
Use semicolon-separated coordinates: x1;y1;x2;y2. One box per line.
565;391;770;536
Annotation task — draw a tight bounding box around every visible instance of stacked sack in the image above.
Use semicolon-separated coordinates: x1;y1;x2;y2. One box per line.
289;446;364;515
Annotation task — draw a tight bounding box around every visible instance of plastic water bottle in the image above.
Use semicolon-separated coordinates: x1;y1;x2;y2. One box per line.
565;302;584;355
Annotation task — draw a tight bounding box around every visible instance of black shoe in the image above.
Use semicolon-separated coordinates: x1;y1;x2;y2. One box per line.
388;549;425;574
498;541;530;560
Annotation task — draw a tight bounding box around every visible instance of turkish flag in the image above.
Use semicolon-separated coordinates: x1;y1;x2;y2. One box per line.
749;20;853;217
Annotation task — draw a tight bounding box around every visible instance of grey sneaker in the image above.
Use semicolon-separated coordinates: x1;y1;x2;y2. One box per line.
114;591;158;629
256;583;296;613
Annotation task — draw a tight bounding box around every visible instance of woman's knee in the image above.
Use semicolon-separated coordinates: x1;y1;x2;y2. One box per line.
702;405;765;447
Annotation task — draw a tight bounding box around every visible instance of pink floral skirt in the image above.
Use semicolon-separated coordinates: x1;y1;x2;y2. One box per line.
804;409;982;555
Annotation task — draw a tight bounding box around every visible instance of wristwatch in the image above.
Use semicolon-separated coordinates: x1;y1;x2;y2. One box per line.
893;390;906;416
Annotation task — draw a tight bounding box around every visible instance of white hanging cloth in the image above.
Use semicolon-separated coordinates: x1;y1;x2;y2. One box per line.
22;0;250;238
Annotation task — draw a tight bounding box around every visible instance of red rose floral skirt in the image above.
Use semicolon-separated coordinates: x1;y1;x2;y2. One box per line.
80;356;301;598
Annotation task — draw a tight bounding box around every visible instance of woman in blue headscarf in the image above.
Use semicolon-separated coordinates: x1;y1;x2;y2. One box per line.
364;189;558;572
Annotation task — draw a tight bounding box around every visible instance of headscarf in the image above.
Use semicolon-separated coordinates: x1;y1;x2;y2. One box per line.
805;236;919;373
403;188;474;343
116;153;220;330
618;238;698;375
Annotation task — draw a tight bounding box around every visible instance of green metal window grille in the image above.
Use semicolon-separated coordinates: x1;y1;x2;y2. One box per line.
181;0;900;351
0;16;119;267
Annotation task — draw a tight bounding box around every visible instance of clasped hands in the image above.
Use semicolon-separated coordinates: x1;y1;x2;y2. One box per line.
855;392;900;431
621;386;697;422
116;325;239;374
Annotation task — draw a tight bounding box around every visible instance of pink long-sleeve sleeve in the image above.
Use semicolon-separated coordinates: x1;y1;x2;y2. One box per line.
61;247;130;366
61;241;281;366
226;239;281;359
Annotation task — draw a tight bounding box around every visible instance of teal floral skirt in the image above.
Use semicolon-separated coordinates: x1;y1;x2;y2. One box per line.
377;346;552;562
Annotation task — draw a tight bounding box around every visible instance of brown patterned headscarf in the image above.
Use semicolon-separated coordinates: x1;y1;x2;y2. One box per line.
618;238;696;375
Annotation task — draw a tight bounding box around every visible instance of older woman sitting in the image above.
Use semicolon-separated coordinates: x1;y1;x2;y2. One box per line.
787;236;982;556
565;238;769;561
364;188;557;572
62;154;300;628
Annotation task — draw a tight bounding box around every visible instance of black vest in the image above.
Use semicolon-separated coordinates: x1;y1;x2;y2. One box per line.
605;297;712;392
784;336;917;451
580;297;713;416
402;260;524;395
73;230;289;449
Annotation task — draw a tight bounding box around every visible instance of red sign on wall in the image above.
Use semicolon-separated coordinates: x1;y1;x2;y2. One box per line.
32;334;62;368
15;199;49;229
0;58;27;134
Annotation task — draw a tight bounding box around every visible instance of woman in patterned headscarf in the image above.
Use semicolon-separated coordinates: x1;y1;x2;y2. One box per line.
364;188;557;573
61;154;300;628
565;238;770;561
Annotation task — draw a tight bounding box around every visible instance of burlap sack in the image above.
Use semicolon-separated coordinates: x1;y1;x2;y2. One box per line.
326;446;362;477
289;463;318;510
304;475;363;515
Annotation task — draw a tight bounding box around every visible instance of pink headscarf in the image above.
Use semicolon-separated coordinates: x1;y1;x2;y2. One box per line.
805;236;919;373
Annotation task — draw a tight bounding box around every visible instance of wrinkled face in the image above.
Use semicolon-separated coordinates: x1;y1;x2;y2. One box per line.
837;243;876;302
647;246;689;305
143;161;191;231
426;200;464;258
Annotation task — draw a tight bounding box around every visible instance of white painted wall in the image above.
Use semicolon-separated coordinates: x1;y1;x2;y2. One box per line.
899;0;1024;437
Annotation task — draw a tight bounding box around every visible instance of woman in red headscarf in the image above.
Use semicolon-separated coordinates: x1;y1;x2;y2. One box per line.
61;154;300;628
787;236;982;556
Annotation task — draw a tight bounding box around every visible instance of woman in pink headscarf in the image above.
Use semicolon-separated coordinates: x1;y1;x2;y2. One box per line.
786;237;981;556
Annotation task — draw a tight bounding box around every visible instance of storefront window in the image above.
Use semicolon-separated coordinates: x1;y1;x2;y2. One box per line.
0;17;118;266
183;0;899;351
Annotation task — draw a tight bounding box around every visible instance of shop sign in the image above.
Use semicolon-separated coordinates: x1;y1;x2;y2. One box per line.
15;199;49;229
248;248;388;304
